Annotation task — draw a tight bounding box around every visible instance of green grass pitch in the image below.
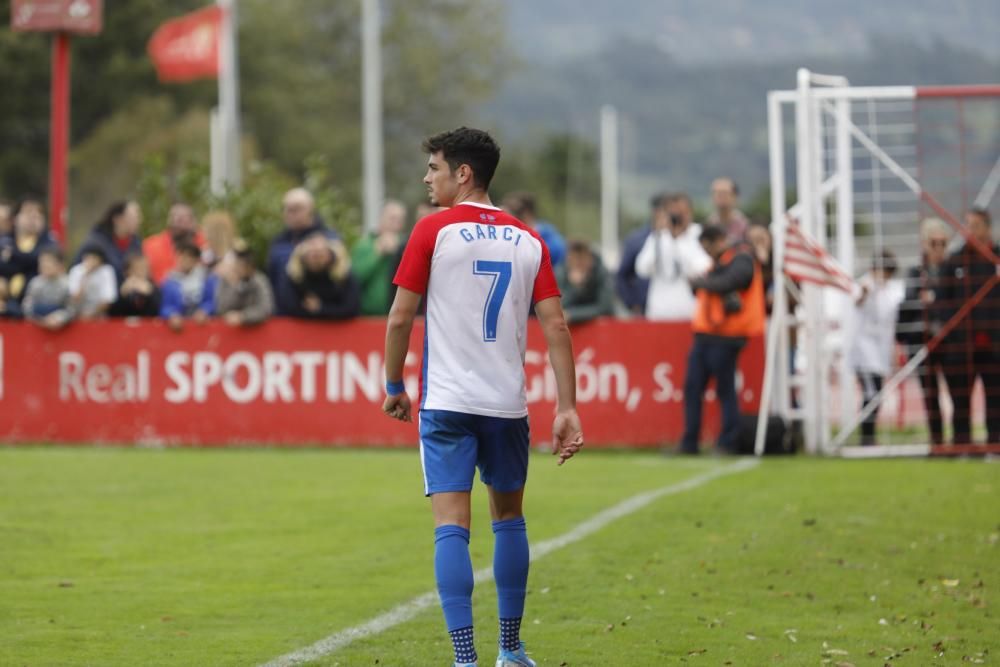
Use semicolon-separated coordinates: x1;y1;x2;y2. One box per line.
0;447;996;666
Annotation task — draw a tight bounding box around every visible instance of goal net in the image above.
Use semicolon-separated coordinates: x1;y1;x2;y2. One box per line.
759;69;1000;456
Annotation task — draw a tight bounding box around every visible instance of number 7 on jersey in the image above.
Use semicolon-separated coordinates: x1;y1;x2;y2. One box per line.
473;260;512;342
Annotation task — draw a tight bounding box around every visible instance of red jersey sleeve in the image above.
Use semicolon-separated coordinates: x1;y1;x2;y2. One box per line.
532;240;561;304
393;218;438;294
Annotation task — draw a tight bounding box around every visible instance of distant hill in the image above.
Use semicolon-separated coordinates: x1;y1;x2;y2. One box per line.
484;32;1000;217
505;0;1000;64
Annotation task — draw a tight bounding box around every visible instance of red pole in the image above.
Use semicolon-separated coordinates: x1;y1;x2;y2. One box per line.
49;32;71;245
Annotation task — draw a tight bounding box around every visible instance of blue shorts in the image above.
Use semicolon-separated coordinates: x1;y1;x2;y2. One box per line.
418;409;530;496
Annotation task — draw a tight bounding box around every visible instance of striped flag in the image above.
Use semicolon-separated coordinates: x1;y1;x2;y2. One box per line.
783;220;856;293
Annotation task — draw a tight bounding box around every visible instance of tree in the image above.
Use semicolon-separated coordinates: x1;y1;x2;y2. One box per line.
1;0;512;235
0;0;210;199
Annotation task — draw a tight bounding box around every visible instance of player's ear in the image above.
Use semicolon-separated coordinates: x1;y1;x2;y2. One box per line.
456;163;473;185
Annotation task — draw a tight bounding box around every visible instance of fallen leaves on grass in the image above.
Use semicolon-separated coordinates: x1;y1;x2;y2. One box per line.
687;648;707;656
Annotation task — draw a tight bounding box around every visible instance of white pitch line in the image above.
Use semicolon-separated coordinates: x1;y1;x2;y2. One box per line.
259;457;760;667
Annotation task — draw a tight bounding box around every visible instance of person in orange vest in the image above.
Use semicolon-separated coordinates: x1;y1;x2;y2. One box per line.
681;224;765;454
143;203;205;284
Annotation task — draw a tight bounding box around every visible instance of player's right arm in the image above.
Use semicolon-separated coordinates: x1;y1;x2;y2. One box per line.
383;286;421;422
534;296;584;465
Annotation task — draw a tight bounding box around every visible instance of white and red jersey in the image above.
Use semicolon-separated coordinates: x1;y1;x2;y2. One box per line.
394;202;560;418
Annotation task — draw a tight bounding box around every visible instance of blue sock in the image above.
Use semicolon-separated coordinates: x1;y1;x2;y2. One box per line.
435;525;476;663
492;517;528;651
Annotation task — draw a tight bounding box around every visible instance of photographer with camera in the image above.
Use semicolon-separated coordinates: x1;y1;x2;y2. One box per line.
634;192;711;320
679;225;765;454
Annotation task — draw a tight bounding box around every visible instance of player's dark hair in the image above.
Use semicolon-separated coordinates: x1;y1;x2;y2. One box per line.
969;206;992;226
422;127;501;190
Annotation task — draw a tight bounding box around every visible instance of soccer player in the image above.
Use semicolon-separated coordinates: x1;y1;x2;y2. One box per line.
382;127;584;667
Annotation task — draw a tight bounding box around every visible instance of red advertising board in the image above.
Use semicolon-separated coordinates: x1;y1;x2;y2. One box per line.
11;0;103;34
0;319;763;448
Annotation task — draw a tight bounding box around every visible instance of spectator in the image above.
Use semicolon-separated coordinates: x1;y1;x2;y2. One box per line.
142;202;203;284
0;199;11;236
848;250;904;446
215;240;274;327
0;276;21;319
897;218;952;445
0;197;57;302
615;194;659;316
109;253;161;318
267;188;339;289
160;241;217;332
502;191;566;266
201;210;237;271
708;178;750;243
746;222;775;314
68;246;117;319
352;200;406;316
75;201;143;283
681;225;765;454
937;207;1000;445
556;239;615;324
277;232;360;320
22;246;73;330
634;192;711;320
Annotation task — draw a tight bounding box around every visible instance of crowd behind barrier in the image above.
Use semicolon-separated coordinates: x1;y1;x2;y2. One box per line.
0;180;996;448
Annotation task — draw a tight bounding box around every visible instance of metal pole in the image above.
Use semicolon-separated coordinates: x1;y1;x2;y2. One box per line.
217;0;241;191
49;32;70;243
600;105;620;268
834;93;855;445
754;92;788;456
362;0;384;233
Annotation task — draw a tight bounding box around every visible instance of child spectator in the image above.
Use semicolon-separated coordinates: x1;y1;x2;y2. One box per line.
0;276;22;319
556;239;615;324
68;245;117;319
215;240;274;327
276;232;360;319
142;202;203;284
848;249;904;446
109;253;161;318
22;246;73;330
160;241;217;332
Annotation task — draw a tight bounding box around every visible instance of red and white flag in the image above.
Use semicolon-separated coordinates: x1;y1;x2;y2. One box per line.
147;5;223;83
783;219;856;293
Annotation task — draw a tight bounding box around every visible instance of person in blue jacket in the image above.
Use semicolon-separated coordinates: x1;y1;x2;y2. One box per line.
159;241;217;332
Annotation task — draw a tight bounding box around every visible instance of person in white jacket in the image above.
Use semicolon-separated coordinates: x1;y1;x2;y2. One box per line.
635;193;711;320
848;249;905;446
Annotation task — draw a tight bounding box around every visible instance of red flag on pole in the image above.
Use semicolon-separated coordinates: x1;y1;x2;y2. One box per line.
147;5;223;83
783;219;856;293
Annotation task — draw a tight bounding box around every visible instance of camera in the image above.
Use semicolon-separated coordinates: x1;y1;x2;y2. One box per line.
722;292;742;314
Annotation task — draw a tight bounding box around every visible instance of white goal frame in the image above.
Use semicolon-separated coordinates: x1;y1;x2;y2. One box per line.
756;69;1000;456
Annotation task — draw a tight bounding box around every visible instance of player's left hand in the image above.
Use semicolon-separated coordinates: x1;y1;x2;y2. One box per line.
382;392;412;423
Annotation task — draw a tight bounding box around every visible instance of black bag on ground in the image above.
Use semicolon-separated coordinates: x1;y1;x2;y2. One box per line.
734;414;796;455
